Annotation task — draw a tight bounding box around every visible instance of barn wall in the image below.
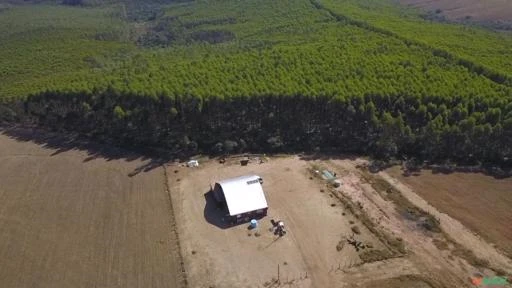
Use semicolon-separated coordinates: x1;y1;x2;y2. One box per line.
212;183;225;202
230;208;268;223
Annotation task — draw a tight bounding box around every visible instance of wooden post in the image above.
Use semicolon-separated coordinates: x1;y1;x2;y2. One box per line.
277;264;280;284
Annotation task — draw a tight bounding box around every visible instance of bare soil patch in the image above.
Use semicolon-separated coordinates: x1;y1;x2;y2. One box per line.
387;166;512;258
400;0;512;22
0;129;184;288
329;159;512;286
362;274;437;288
169;156;392;288
169;156;508;288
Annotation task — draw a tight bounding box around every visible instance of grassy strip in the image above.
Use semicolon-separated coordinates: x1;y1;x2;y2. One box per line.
309;165;406;263
441;233;508;276
365;274;447;288
358;168;441;233
359;166;510;276
335;190;407;262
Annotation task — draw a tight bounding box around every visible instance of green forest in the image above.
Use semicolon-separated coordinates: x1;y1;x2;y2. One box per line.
0;0;511;167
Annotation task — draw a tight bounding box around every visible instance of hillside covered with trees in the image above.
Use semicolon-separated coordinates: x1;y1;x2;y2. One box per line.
0;0;511;167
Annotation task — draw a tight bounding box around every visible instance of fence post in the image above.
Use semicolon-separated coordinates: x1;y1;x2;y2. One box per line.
277;264;280;285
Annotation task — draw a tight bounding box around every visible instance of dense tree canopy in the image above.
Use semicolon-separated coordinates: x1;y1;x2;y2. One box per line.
0;0;511;166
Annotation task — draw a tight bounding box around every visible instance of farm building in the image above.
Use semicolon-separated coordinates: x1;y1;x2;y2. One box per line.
213;175;268;223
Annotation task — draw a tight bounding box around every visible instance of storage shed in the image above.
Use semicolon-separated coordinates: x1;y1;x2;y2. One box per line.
212;175;268;223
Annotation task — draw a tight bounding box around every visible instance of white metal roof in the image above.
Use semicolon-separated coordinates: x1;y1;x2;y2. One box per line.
217;175;268;216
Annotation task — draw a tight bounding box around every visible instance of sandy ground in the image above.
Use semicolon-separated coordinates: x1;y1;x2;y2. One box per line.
168;156;390;288
400;0;512;22
385;167;512;261
327;160;469;288
0;128;184;288
169;156;512;288
362;274;434;288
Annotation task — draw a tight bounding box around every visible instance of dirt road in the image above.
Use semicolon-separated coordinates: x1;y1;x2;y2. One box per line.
0;128;184;288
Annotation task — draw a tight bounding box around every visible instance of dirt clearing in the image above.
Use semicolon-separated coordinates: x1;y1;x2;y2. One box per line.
169;156;512;288
169;157;394;288
386;166;512;258
0;128;184;288
400;0;512;22
362;274;436;288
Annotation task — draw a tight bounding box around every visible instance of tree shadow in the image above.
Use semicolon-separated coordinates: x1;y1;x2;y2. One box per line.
298;152;359;162
401;171;421;177
0;125;167;177
127;158;169;177
263;235;283;250
401;165;511;179
400;165;422;177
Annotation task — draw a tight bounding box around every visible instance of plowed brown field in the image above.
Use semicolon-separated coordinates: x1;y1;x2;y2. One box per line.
0;128;184;288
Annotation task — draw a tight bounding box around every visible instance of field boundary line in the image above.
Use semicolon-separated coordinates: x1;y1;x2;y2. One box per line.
162;164;189;288
378;171;512;273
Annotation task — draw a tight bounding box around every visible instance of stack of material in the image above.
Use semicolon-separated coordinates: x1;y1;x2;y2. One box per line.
240;158;249;166
322;170;336;180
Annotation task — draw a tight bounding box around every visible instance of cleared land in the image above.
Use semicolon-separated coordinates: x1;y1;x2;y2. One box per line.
169;156;512;288
1;127;511;288
168;157;390;288
387;167;512;258
362;275;434;288
0;128;184;288
400;0;512;22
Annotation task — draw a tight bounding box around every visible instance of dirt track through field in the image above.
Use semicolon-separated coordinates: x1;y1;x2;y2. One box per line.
385;167;512;263
0;129;184;288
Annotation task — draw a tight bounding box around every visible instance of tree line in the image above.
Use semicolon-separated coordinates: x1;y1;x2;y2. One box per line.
1;88;510;168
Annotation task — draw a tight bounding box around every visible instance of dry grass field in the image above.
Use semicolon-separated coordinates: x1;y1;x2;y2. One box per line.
387;166;512;258
0;128;184;288
400;0;512;22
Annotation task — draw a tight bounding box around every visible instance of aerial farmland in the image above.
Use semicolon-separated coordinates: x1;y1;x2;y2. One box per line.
1;126;512;288
0;0;511;287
